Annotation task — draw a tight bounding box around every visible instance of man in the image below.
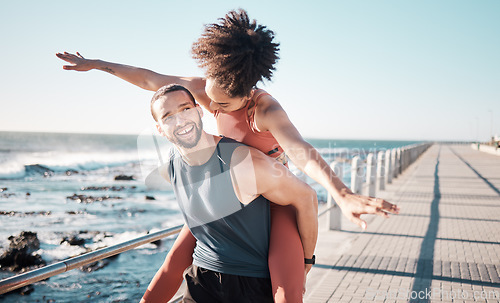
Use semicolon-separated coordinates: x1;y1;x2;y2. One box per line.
143;84;318;302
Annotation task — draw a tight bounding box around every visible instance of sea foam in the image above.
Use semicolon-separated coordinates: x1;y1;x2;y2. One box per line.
0;151;146;179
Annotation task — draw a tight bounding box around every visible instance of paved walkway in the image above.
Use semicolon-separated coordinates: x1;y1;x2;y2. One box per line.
305;144;500;303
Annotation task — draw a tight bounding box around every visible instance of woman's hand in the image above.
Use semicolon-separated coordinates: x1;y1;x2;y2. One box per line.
56;52;96;71
336;190;400;230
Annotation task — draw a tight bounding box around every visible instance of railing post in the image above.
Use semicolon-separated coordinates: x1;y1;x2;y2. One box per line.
408;147;412;167
406;147;410;170
396;148;401;175
385;149;392;184
376;151;385;191
407;147;412;166
327;161;342;230
392;148;398;179
350;156;362;194
401;148;407;172
365;153;376;197
406;147;410;169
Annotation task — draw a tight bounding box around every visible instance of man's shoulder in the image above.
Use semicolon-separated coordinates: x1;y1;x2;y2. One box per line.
229;144;271;179
218;136;244;147
217;137;249;163
218;138;258;161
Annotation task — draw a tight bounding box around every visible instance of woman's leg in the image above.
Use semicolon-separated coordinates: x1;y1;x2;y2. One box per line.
141;224;197;303
269;204;305;303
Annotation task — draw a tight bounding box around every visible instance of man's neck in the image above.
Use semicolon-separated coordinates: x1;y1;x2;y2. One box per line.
177;132;221;166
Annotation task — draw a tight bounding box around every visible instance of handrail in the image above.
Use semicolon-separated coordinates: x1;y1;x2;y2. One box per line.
323;142;432;230
318;204;336;217
0;224;183;295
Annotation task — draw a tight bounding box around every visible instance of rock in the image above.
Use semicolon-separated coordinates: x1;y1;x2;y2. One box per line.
145;195;156;200
0;211;17;216
0;232;46;272
65;169;78;176
17;285;34;295
24;211;51;216
66;194;122;204
114;174;135;181
80;185;131;191
66;210;86;215
80;260;108;272
25;164;53;177
8;231;40;252
0;211;51;217
60;235;85;246
80;259;110;272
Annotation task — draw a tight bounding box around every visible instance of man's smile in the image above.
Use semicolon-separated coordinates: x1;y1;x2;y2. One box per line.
176;124;195;136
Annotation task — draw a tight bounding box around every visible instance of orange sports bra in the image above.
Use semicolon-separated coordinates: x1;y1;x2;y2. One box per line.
214;89;286;164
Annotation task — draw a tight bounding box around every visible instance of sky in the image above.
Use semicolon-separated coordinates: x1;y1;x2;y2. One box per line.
0;0;499;141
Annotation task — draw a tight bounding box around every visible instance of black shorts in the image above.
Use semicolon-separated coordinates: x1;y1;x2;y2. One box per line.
182;265;273;303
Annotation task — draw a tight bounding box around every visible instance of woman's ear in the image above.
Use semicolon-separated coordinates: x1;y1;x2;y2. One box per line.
248;89;256;99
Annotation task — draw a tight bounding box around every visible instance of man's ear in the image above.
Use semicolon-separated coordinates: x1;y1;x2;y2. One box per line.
196;104;204;118
155;122;165;137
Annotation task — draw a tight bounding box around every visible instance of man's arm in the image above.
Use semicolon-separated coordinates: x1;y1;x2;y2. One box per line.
230;147;318;266
55;52;212;109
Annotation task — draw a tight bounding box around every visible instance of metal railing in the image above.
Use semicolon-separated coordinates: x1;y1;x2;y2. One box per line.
0;224;183;295
323;142;432;230
0;142;432;298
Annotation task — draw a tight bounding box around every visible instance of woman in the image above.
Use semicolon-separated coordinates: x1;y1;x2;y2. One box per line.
57;9;399;302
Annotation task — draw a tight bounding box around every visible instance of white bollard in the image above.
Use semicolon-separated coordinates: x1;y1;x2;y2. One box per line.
405;148;410;170
327;161;343;230
365;153;376;197
350;156;362;194
385;149;392;184
376;151;385;191
391;149;398;179
401;148;407;172
396;147;401;175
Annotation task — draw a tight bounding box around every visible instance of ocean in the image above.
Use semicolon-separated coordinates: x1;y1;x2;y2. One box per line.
0;131;420;302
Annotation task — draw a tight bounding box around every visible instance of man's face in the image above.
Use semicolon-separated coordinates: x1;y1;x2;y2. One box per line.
154;91;203;149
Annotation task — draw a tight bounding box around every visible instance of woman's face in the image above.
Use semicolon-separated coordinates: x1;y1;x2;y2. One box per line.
204;78;248;113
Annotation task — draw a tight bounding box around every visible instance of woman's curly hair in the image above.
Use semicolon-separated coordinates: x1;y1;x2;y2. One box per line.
191;9;280;98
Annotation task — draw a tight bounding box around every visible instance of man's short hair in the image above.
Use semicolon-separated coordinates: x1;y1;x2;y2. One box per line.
151;84;197;121
191;9;280;98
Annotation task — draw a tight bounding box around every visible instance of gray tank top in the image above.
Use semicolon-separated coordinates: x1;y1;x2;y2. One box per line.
168;137;271;278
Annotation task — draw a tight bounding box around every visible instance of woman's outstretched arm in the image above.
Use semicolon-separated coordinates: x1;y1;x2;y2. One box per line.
55;52;211;107
255;97;400;229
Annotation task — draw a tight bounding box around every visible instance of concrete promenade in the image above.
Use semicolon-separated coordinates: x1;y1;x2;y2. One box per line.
305;144;500;302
